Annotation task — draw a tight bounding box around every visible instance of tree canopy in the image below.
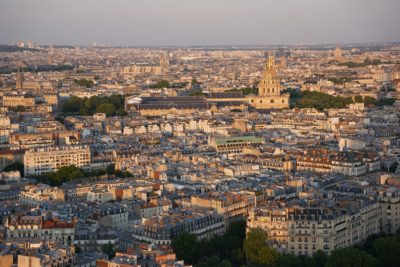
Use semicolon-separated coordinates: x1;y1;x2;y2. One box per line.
150;79;170;88
325;247;378;267
287;90;395;110
243;228;279;267
61;94;126;116
172;220;246;266
4;162;24;176
74;78;94;88
226;87;258;95
29;164;132;186
338;58;381;68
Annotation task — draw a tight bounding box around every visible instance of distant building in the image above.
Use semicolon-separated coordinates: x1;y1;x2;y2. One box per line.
2;94;35;108
208;135;265;154
207;55;290;109
248;54;290;109
333;45;343;59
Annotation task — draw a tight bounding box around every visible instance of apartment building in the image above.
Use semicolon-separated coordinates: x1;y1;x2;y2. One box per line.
24;145;91;176
190;192;254;221
2;94;36;108
378;186;400;234
247;197;381;256
17;246;76;267
296;148;379;176
19;183;65;206
132;208;225;245
5;215;75;247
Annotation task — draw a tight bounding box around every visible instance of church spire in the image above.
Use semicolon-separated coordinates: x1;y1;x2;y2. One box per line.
16;67;24;89
267;51;275;70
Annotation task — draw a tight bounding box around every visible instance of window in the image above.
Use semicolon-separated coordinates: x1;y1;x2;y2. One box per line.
270;99;274;104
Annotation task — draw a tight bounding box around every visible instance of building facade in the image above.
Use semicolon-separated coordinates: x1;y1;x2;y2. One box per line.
247;198;381;256
24;145;91;176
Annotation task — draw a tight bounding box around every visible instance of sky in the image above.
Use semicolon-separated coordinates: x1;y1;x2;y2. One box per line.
1;0;400;46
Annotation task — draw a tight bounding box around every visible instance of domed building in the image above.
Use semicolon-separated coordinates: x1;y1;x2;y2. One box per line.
333;45;343;59
246;55;290;109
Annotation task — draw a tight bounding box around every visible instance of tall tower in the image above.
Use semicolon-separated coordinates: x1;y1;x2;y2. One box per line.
16;68;24;89
258;53;281;97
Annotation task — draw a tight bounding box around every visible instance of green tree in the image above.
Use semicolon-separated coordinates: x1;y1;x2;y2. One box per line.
243;228;279;267
11;105;26;112
106;164;116;175
226;87;258;96
363;96;376;107
74;79;94;88
150;79;170;88
96;103;116;116
171;232;200;264
101;243;116;259
312;250;328;267
372;234;400;267
3;162;24;176
55;165;84;183
325;247;378;267
189;90;206;96
354;95;363;103
218;260;232;267
61;95;126;116
62;96;83;113
375;98;395;106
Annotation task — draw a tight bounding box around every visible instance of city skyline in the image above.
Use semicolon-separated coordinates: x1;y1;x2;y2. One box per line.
1;0;400;46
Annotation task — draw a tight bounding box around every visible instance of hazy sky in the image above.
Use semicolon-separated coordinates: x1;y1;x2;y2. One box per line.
1;0;400;46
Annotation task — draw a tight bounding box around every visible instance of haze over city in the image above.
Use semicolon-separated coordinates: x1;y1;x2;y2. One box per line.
1;0;400;46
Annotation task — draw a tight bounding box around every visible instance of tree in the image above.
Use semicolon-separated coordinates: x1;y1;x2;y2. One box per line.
101;243;116;259
312;250;328;267
61;94;126;116
372;234;400;267
354;95;363;103
11;105;26;112
218;260;232;267
106;164;116;175
62;96;83;113
54;165;84;183
375;98;395;106
325;247;378;267
189;90;206;96
4;162;24;176
150;80;170;88
171;232;200;264
96;103;116;117
363;96;376;107
243;228;279;267
31;165;84;186
226;87;258;96
74;79;94;88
